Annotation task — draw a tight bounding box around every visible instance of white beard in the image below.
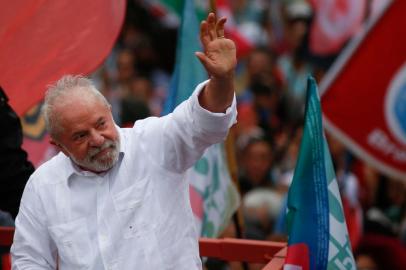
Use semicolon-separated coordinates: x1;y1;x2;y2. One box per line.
70;138;120;172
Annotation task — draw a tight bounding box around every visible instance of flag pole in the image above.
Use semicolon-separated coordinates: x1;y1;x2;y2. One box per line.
209;1;248;269
224;117;250;267
224;127;246;236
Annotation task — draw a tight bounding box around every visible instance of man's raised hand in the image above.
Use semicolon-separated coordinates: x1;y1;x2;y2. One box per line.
195;13;237;80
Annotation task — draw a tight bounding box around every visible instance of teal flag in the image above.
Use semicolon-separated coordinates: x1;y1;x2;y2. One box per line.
162;0;206;114
285;77;356;270
162;0;240;237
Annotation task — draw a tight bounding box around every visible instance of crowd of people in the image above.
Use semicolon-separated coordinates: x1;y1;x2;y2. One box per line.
1;0;405;269
89;1;405;269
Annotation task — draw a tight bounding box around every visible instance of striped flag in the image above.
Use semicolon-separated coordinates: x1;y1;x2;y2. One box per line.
162;0;240;237
285;77;356;269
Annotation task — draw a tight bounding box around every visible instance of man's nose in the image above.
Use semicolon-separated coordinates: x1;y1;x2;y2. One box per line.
89;130;105;147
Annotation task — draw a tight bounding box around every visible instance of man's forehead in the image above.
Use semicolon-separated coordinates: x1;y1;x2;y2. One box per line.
54;95;109;125
55;89;104;108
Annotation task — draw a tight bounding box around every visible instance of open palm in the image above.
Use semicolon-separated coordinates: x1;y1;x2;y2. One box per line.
195;13;237;79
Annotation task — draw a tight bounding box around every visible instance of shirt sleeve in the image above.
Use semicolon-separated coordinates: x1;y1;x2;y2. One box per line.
137;79;237;174
11;178;57;270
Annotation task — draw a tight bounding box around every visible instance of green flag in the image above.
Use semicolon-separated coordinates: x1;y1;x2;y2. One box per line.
285;76;356;270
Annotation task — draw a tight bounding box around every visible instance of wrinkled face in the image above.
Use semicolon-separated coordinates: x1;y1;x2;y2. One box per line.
51;94;120;172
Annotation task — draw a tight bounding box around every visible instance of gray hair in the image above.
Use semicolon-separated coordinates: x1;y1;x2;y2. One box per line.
42;75;110;139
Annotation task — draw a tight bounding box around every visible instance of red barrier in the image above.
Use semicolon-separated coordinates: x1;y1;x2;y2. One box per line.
0;227;14;270
199;237;287;268
0;227;13;247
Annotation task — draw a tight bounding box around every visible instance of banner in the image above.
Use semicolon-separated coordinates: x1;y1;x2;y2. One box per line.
285;77;355;270
0;0;126;115
162;0;240;237
320;0;406;180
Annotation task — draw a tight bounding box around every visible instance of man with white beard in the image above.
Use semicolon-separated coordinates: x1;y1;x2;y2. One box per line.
11;13;237;270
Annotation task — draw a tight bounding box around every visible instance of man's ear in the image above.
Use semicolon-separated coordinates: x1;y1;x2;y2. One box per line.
50;138;69;156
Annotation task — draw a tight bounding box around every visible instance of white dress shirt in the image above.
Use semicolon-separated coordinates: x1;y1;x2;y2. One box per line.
11;80;237;270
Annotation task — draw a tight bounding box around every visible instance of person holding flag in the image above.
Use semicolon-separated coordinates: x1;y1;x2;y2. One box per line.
11;12;237;270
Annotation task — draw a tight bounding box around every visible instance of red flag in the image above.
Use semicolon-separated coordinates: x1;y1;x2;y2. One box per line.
320;0;406;180
0;0;126;116
309;0;367;55
283;243;309;270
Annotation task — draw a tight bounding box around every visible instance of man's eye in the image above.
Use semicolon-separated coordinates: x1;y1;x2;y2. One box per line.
74;133;86;141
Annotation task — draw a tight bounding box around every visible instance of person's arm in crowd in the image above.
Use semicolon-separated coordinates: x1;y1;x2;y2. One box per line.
11;179;57;269
195;13;237;113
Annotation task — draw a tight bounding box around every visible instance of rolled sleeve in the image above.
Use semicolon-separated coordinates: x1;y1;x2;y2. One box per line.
189;80;237;133
138;79;238;173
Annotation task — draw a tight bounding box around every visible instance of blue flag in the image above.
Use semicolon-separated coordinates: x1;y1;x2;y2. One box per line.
162;0;240;237
284;77;356;270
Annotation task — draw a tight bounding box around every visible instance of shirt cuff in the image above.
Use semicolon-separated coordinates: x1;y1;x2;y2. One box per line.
189;79;237;133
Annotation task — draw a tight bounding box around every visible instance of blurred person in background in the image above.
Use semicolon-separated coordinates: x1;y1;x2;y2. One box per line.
120;77;153;127
277;0;313;123
353;174;406;269
238;137;274;196
235;47;281;102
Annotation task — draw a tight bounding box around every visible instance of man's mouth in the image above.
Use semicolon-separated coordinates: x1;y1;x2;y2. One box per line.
91;146;113;160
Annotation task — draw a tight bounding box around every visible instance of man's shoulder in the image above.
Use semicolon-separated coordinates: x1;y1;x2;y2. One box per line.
29;152;70;186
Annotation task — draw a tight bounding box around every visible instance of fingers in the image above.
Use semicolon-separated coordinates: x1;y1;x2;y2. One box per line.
200;20;210;48
207;13;216;40
199;13;228;49
216;17;227;38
